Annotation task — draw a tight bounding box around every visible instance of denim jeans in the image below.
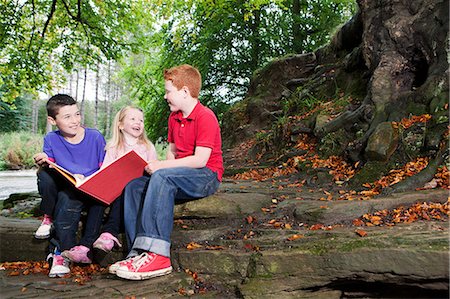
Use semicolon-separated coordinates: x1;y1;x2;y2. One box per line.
100;194;123;237
53;187;105;251
124;167;220;258
100;173;151;240
37;167;69;216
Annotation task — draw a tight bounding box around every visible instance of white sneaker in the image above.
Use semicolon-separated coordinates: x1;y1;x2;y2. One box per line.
35;216;53;239
48;253;70;278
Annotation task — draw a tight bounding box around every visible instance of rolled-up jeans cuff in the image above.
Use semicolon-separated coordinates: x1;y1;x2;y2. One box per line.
133;236;170;257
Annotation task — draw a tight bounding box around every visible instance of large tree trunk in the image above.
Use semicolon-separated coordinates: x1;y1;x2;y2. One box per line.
222;0;449;192
75;69;79;101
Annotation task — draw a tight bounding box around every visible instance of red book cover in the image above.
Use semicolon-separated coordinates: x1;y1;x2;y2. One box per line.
46;150;148;205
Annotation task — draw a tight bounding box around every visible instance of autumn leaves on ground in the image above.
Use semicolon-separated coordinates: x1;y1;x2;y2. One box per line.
1;113;448;293
230;113;448;230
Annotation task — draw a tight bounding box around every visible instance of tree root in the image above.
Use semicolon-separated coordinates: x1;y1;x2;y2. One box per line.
382;144;449;195
314;104;371;137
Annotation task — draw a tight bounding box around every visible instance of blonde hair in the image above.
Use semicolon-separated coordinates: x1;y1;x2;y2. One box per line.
106;106;153;151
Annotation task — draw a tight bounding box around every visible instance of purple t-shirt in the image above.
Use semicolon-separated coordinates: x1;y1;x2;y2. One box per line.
43;128;106;176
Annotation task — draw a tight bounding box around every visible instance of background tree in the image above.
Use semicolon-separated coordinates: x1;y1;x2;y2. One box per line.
221;0;448;192
1;0;355;141
0;0;147;105
119;0;355;140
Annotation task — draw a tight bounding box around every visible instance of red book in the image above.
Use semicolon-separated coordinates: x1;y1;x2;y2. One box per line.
46;150;148;205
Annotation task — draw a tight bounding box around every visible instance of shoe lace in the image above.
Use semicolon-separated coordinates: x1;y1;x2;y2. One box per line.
42;215;52;225
131;252;156;269
53;255;66;266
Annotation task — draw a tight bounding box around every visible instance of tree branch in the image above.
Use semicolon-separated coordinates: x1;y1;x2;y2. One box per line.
41;0;57;39
27;0;36;52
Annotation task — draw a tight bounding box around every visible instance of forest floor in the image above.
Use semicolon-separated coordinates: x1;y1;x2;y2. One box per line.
1;145;449;298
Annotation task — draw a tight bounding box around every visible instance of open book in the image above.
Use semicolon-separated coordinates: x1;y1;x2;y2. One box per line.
46;150;148;205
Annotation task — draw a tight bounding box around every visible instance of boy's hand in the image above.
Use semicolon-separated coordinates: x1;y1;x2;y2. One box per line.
145;160;163;174
33;153;48;166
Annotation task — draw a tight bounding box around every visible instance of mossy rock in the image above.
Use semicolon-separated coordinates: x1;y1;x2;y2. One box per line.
2;192;40;209
348;161;392;190
318;128;352;158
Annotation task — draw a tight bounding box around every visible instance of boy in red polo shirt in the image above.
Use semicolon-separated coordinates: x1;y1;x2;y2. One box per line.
112;64;223;280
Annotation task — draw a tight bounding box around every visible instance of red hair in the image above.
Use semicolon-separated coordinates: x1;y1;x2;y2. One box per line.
164;64;202;98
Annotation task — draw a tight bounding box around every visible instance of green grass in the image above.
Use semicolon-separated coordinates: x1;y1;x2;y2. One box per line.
0;131;43;170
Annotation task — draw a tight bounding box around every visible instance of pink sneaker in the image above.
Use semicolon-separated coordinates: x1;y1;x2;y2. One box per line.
108;255;139;274
47;253;70;278
35;215;53;239
62;245;92;264
116;252;172;280
93;232;122;252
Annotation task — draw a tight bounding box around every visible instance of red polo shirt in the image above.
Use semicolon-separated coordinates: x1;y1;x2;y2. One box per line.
167;101;224;181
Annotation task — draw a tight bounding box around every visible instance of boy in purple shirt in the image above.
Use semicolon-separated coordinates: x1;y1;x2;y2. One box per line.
33;94;106;277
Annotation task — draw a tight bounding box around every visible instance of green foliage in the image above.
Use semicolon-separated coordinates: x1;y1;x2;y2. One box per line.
284;86;321;115
155;140;169;160
119;0;355;139
0;132;43;170
0;94;31;132
15;211;34;219
0;0;148;102
2;0;356;141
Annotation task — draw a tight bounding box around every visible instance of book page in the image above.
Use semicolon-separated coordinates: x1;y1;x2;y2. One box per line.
45;159;81;186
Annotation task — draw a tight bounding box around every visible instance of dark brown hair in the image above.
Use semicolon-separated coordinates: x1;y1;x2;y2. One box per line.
46;94;77;119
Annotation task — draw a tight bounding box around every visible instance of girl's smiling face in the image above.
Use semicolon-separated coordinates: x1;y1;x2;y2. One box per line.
120;108;144;139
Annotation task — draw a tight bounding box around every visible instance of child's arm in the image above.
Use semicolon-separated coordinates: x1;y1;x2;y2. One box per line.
166;143;176;160
146;145;212;174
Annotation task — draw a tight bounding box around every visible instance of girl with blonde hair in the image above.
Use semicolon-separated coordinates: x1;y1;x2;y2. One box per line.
91;106;157;255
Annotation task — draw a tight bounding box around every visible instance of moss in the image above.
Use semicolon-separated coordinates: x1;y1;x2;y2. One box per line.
405;102;427;116
348;161;393;190
389;236;449;250
302;207;326;223
318;128;352;158
338;238;386;252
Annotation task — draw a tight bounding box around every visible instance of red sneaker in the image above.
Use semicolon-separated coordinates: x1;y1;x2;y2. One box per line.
108;255;138;274
115;252;172;280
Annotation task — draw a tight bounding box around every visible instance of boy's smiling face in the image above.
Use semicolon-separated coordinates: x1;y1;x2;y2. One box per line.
48;104;81;137
164;80;187;113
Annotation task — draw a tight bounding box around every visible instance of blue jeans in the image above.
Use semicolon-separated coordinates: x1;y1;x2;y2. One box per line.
37;167;70;216
124;167;220;258
53;188;105;251
101;174;151;239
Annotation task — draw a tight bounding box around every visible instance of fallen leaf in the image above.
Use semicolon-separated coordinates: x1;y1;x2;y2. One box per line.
186;242;203;250
287;234;304;241
355;229;367;237
309;224;324;230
